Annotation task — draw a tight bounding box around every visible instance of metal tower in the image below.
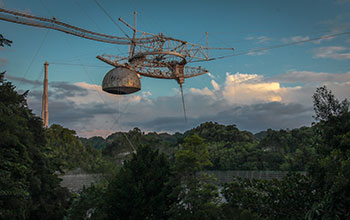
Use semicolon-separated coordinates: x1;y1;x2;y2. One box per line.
41;61;49;127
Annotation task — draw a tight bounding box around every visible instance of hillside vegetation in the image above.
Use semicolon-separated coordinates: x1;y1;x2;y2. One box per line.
1;66;349;219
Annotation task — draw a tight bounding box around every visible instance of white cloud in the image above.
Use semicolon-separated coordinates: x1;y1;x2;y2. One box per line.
257;36;271;43
281;34;335;45
246;36;272;43
142;91;152;97
247;50;268;56
282;35;311;44
211;80;220;91
190;87;214;96
291;36;310;42
207;72;215;79
71;82;142;105
222;73;283;104
24;69;350;137
189;71;350;106
313;46;350;60
225;72;263;84
271;70;350;84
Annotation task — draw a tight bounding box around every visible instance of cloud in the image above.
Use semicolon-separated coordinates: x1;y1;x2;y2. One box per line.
271;71;350;84
256;36;271;43
282;35;310;44
246;36;272;43
321;14;350;34
247;50;268;56
127;102;313;133
0;0;4;7
313;46;350;60
50;81;88;99
221;72;283;104
6;74;42;85
207;72;215;79
211;80;220;91
23;69;350;137
281;34;336;45
189;87;214;96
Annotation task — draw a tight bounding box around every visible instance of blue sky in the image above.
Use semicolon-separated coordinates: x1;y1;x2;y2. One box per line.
1;0;350;137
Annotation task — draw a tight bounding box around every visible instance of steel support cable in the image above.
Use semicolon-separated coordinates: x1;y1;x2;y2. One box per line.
73;0;103;33
28;67;44;90
190;31;350;63
93;0;131;40
59;33;111;119
18;29;49;88
53;59;136;152
179;83;187;122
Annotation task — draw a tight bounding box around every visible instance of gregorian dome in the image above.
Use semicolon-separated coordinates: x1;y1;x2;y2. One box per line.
102;67;141;95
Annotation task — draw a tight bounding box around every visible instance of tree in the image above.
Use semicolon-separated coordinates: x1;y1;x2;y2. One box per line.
0;73;70;219
222;174;316;220
312;85;349;121
306;86;350;219
104;145;175;220
46;124;107;172
0;34;12;47
168;134;220;220
66;183;107;220
184;122;256;144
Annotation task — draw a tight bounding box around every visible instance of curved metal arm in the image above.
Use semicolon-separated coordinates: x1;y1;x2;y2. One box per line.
0;8;156;45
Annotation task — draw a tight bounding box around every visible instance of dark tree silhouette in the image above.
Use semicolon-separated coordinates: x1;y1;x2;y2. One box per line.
0;34;12;47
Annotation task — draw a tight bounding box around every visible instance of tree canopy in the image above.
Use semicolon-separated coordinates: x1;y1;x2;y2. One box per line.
0;34;12;47
0;73;70;219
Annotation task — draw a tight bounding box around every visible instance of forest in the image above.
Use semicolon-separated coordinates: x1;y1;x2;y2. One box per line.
1;37;350;219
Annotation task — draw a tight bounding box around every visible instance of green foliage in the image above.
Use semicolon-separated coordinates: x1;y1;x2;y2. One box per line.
305;86;350;219
175;134;212;173
257;127;316;171
222;174;317;220
46;124;114;173
208;142;264;170
0;73;70;219
307;115;350;219
3;70;349;220
169;134;221;220
0;34;12;47
66;183;107;220
80;136;107;150
185;121;256;144
219;86;350;220
220;205;264;220
104;145;175;220
102;128;178;162
254;130;268;141
312;85;349;121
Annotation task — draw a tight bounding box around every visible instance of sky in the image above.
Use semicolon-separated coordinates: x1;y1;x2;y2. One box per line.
1;0;350;137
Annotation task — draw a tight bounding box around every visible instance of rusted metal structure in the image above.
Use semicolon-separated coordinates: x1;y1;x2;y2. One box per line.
102;67;141;94
0;8;233;87
41;61;49;127
0;7;234;120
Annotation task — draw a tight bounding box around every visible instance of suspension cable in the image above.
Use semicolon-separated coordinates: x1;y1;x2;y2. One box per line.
190;31;350;63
